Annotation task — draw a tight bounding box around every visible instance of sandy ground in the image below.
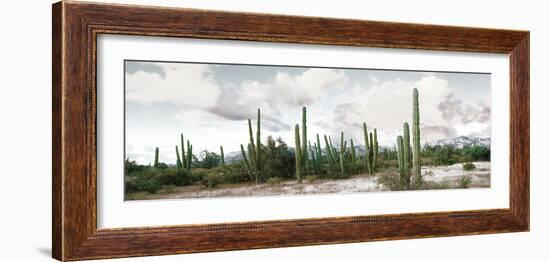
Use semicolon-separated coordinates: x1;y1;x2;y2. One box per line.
421;161;490;188
128;161;490;200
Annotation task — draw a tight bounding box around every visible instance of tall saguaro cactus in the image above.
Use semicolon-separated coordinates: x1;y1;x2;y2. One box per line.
220;146;225;165
402;123;411;189
302;107;308;174
175;146;183;170
339;132;346;176
154;147;159;168
295;124;302;183
397;136;405;185
412;88;422;187
180;134;186;169
373;129;379;169
241;109;262;183
186;140;192;170
240;144;253;180
363;123;372;174
324;135;336;174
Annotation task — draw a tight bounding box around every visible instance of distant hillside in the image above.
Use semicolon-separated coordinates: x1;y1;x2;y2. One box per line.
426;136;490;149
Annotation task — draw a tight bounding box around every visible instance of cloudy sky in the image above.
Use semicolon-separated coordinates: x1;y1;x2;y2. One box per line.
125;60;491;165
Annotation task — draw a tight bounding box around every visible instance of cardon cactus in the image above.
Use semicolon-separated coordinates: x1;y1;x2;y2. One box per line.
402;122;411;189
240;144;254;180
397;135;405;185
302;107;308;173
362;123;379;174
220;145;225;165
180;134;186;168
241;109;262;183
363;123;372;174
295;124;302;183
175;145;183;169
339;132;346;176
373;129;378;169
324;134;335;174
153;147;159;168
412;88;422;187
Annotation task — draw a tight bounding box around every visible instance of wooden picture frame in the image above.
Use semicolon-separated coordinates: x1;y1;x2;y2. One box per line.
52;1;529;261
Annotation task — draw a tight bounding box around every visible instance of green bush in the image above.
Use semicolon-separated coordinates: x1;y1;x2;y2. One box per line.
267;176;283;185
125;169;162;194
458;175;473;188
463;162;476;171
305;175;318;183
201;173;223;188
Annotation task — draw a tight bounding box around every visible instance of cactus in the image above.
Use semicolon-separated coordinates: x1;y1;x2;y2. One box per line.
240;144;254;180
180;134;187;168
154;147;159;168
248;119;257;170
241;109;262;183
324;135;335;165
402;123;411;189
363;123;372;174
373;129;378;169
350;139;356;165
295;124;302;183
339;132;346;176
220;145;225;165
412;88;422;187
316;134;322;164
186;141;192;170
302;107;308;173
175;145;183;169
397;135;405;186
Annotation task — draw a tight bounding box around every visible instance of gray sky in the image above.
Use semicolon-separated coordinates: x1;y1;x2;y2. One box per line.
125;60;491;165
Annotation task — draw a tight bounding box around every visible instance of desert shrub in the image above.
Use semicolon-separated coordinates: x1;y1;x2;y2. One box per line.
305;175;318;183
125;169;162;194
376;172;401;191
162;185;177;193
201;173;223;188
267;177;283;186
419;180;451;190
463;162;476;171
458;175;473;188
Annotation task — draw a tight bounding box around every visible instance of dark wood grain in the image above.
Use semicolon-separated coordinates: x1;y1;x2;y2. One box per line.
52;1;530;261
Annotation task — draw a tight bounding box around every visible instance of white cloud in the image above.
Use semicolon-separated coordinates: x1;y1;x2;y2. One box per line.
274;69;348;106
126;63;220;108
332;75;490;145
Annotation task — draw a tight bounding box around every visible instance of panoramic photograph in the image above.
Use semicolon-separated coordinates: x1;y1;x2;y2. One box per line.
124;60;491;200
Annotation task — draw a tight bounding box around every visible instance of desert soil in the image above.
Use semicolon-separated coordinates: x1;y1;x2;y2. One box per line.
127;161;490;200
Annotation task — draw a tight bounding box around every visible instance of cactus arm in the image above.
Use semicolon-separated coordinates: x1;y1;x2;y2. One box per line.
339;132;345;176
180;134;186;168
175;145;182;169
295;124;302;183
363;123;372;174
373;129;378;169
403;122;411;188
240;144;253;179
154;147;159;168
397;135;405;188
248;119;257;168
220;146;225;165
412;88;422;187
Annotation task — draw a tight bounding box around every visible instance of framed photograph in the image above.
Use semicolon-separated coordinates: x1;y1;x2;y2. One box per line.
52;1;529;261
